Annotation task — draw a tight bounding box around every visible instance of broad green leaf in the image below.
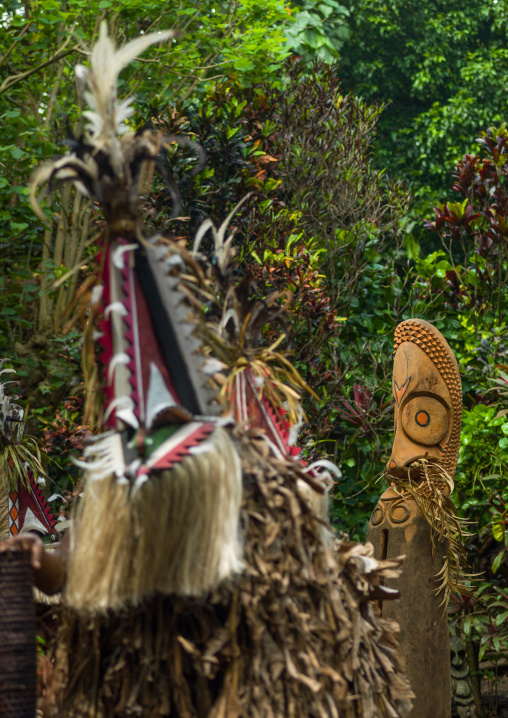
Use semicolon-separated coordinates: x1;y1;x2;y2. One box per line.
492;522;505;543
492;549;505;575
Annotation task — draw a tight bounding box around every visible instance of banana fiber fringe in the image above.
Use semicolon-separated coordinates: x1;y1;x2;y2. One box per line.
65;428;243;612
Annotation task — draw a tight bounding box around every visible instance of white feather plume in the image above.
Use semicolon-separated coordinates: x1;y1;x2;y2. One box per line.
30;22;176;221
77;23;176;175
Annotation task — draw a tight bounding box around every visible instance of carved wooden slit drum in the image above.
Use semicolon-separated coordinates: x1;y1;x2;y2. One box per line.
367;318;463;718
368;489;451;718
0;548;36;718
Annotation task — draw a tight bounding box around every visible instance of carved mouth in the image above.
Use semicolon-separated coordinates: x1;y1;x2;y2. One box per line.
450;665;469;680
388;456;442;481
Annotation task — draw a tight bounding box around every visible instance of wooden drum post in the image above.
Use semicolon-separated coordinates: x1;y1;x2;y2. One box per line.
367;318;463;718
0;548;36;718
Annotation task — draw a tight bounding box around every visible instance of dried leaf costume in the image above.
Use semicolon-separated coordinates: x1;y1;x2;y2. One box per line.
31;24;414;717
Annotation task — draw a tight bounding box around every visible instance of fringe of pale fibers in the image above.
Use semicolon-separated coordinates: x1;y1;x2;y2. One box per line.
0;474;8;542
34;587;61;605
65;428;243;612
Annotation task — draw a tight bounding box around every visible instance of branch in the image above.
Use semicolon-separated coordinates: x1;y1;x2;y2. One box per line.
0;43;79;97
43;57;65;128
144;10;173;34
0;23;31;69
157;60;228;72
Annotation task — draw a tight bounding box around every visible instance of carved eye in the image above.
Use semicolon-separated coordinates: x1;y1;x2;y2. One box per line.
401;396;449;447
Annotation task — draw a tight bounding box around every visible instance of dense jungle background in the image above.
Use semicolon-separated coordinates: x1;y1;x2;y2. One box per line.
2;0;508;711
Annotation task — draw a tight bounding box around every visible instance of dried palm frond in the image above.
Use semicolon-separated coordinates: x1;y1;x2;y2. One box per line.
0;362;47;491
178;266;313;429
221;345;318;427
0;412;47;492
193;195;251;277
389;458;475;605
185;204;318;428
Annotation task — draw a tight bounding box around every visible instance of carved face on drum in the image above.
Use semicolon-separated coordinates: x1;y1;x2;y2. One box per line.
387;318;462;479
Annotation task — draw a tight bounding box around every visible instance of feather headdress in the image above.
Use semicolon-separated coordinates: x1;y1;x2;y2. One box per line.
28;23;331;611
30;22;215;431
30;22;201;233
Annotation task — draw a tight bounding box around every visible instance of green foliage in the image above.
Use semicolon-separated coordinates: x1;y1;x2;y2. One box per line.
338;0;508;249
142;61;411;536
456;404;508;528
451;582;508;663
3;0;508;636
38;393;91;504
284;0;350;62
422;129;508;536
149;65;508;555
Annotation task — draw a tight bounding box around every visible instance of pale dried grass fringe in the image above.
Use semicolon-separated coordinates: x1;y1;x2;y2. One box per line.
391;458;472;604
65;427;243;612
0;476;8;542
33;587;61;605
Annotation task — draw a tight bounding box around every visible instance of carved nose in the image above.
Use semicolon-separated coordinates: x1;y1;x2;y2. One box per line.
387;430;442;475
387;429;420;473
